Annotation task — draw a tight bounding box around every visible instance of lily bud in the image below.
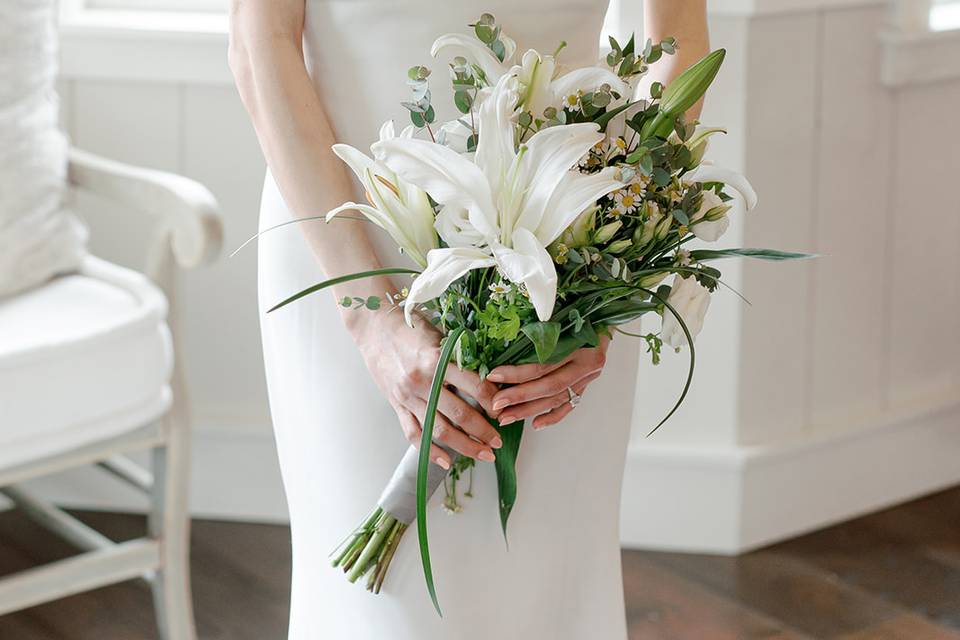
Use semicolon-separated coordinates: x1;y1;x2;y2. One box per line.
654;214;674;240
641;49;726;139
594;219;622;244
608;239;632;254
639;272;668;289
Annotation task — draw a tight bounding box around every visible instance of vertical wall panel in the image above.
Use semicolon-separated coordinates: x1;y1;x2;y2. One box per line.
737;12;819;445
808;6;890;430
180;84;270;432
887;81;960;406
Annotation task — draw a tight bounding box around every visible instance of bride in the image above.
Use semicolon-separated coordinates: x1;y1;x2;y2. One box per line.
229;1;708;637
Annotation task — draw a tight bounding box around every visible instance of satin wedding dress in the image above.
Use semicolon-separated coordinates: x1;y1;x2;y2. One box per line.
258;1;640;638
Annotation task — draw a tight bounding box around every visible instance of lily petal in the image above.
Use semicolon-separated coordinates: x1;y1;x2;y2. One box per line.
686;162;758;211
475;73;519;199
404;247;495;325
431;33;508;84
492;227;558;321
374;137;500;241
514;122;606;234
550;66;628;105
535;166;623;246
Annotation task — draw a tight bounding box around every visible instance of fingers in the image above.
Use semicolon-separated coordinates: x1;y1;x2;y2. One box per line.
486;360;567;385
405;397;497;462
492;346;607;411
435;387;503;449
499;371;600;425
531;376;593;430
396;408;452;469
444;364;500;418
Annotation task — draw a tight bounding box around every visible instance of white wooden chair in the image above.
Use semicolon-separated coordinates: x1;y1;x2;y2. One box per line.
0;148;222;639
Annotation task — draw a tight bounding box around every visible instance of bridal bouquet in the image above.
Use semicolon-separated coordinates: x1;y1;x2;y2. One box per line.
264;14;809;614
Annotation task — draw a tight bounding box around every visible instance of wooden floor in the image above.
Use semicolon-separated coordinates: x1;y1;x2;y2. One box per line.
1;487;959;639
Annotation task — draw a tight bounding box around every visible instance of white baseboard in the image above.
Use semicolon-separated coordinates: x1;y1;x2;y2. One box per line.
620;398;960;553
12;399;960;556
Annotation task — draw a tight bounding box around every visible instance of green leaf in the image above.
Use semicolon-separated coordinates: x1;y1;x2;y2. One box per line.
410;110;425;128
492;417;524;544
416;327;466;617
690;248;817;262
424;104;436;124
593;100;636;131
267;268;419;313
518;321;599;365
520;321;562;363
454;91;472;114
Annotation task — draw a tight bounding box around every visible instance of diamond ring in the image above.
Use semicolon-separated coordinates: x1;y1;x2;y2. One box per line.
567;386;582;408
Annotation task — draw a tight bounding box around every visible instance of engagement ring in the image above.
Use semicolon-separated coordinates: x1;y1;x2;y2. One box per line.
567;387;581;408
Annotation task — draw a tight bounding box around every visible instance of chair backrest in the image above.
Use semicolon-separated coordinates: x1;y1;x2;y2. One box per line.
0;0;88;298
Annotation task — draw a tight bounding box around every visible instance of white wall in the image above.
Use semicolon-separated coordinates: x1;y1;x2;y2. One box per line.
33;1;960;546
623;0;960;551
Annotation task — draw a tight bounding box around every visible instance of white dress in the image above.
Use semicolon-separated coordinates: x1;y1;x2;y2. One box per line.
257;1;640;638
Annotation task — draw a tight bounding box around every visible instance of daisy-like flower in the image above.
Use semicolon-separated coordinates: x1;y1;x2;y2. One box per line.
612;136;628;154
488;280;511;300
562;91;583;111
676;248;692;267
613;189;640;216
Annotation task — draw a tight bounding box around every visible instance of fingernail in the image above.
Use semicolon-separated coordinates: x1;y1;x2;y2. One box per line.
434;457;450;470
499;415;515;426
487;373;503;382
491;436;503;449
493;399;509;411
478;450;496;462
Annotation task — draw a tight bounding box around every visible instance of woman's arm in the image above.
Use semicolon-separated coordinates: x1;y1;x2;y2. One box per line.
489;0;710;428
229;0;501;467
639;0;710;120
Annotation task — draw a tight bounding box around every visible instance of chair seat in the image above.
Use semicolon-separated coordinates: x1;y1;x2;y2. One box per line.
0;256;172;470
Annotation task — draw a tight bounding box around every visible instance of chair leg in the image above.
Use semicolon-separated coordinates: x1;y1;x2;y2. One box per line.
148;412;197;640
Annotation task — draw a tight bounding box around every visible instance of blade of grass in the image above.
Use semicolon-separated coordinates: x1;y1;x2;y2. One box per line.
639;286;696;437
416;326;466;617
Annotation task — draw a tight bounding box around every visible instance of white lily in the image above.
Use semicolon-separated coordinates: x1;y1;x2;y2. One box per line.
685;161;758;212
372;74;623;324
431;34;627;117
326;120;438;268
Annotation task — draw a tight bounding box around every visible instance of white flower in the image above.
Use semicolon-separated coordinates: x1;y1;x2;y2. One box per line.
684;162;758;243
676;249;692;267
431;35;626;117
689;189;730;242
437;119;474;154
373;73;623;324
326;121;438;268
612;186;640;216
660;275;711;348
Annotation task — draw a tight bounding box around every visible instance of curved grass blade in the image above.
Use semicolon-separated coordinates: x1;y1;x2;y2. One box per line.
639;286;696;437
230;213;369;258
267;268;419;313
416;326;465;617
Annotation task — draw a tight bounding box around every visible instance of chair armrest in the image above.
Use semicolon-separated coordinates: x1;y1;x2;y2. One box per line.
67;148;223;269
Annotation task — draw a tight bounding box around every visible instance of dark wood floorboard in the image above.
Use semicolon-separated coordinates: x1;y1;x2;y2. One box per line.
0;487;958;639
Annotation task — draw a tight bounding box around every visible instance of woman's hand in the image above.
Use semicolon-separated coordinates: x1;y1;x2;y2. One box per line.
486;335;611;430
351;310;503;470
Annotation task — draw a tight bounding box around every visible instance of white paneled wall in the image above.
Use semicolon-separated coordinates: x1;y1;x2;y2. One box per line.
40;1;960;542
624;2;960;552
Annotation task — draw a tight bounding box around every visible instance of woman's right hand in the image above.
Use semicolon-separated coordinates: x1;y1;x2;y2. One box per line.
350;309;503;470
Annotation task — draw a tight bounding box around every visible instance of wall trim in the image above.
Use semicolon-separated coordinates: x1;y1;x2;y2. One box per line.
880;27;960;87
620;395;960;553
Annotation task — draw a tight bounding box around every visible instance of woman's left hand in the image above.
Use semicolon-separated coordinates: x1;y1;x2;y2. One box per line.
486;335;611;430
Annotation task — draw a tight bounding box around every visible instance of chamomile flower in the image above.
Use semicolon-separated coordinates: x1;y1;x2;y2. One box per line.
563;90;583;110
676;249;692;267
613;189;640;216
488;280;511;301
